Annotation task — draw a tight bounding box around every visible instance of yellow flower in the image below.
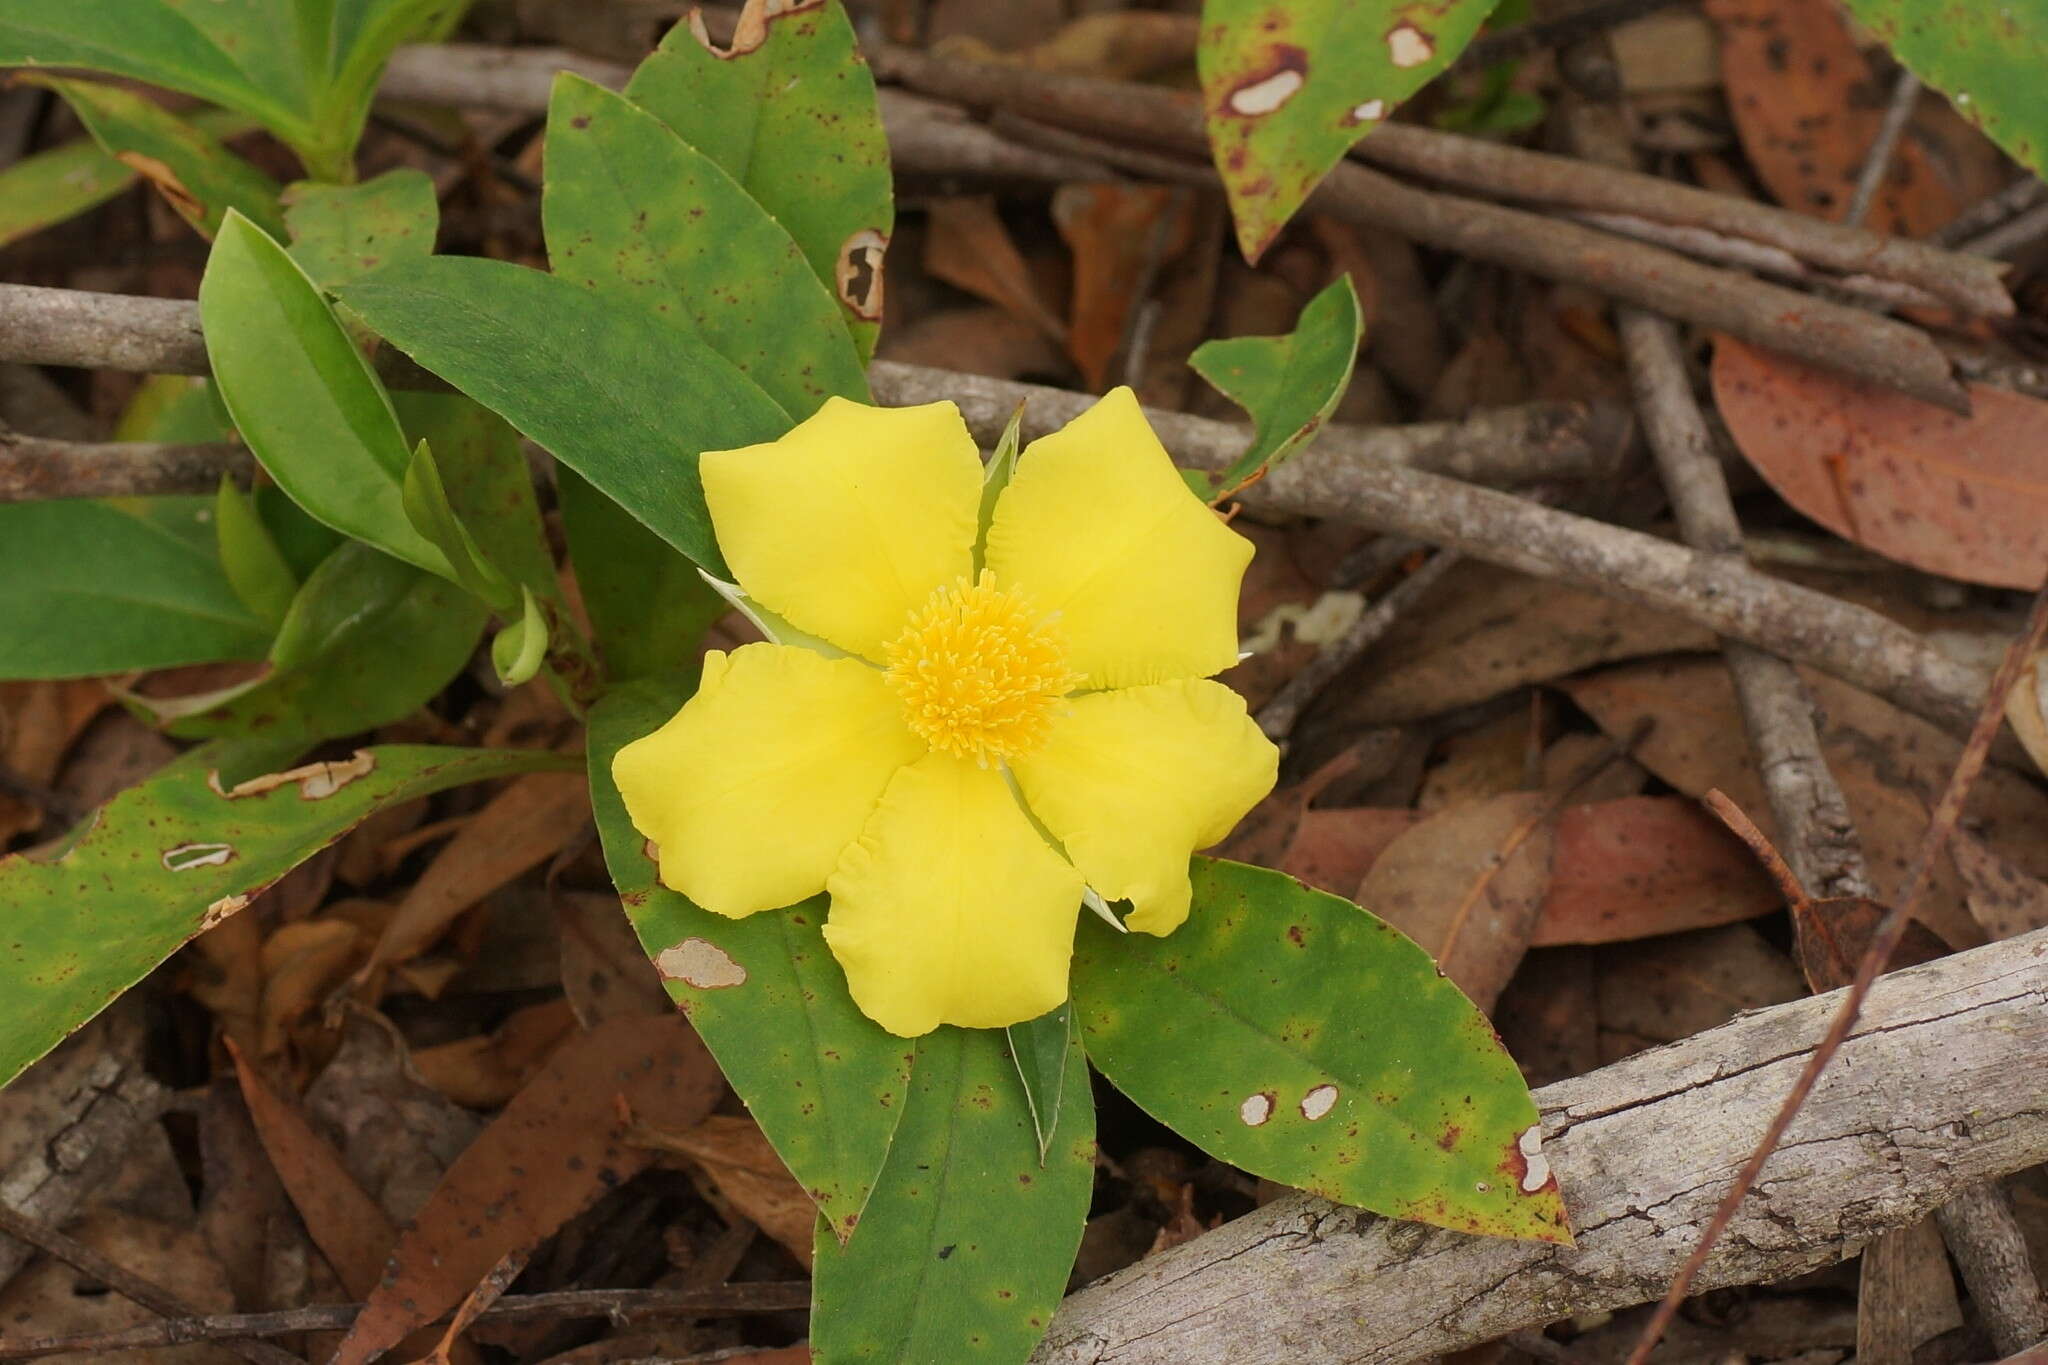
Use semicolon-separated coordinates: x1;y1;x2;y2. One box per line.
612;388;1278;1036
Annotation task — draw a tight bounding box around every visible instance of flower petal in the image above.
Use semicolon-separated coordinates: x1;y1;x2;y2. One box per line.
1012;679;1277;935
984;387;1253;689
701;398;981;660
823;752;1084;1036
612;642;923;916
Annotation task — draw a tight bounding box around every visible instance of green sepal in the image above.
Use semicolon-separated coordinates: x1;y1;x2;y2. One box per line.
213;476;299;630
490;586;548;687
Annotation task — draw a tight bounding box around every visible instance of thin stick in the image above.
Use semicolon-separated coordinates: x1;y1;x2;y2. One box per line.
1620;578;2048;1365
1843;69;1922;230
0;1282;813;1360
0;1201;304;1365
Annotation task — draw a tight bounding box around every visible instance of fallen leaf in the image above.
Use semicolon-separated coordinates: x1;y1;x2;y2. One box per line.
923;196;1065;341
1948;829;2048;941
0;680;110;841
0;1209;235;1365
1596;923;1805;1062
635;1114;818;1268
557;889;673;1026
410;997;580;1109
1280;806;1424;897
1355;791;1557;1009
328;1013;724;1365
877;304;1068;381
1534;796;1784;946
1052;183;1193;389
1704;0;1958;233
359;770;590;985
1713;336;2048;589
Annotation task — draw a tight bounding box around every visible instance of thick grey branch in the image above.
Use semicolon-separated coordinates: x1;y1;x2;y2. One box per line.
1036;927;2048;1365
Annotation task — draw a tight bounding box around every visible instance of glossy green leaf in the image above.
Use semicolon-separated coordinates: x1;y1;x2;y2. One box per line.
556;469;728;685
1186;275;1361;500
339;255;793;578
199;212;451;577
974;400;1027;560
156;541;486;744
490;586;547;686
625;3;893;360
1198;0;1503;261
810;1026;1094;1364
214;477;299;629
284;167;440;289
588;680;912;1235
0;0;460;179
1073;857;1569;1243
0;107;259;250
543;74;869;415
1846;0;2048;178
1006;1002;1075;1162
0;497;270;679
0;743;568;1091
25;76;283;240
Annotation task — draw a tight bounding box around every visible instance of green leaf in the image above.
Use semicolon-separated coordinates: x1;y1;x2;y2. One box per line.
0;743;568;1091
1846;0;2048;178
0;0;461;179
0;107;259;251
1073;858;1570;1244
1198;0;1504;260
114;374;236;443
156;541;486;745
214;477;299;629
403;438;517;612
625;3;893;360
974;400;1027;559
556;469;728;685
389;391;560;602
544;74;869;415
25;76;283;240
810;1026;1094;1364
0;498;270;679
490;586;547;686
587;680;912;1236
338;255;793;578
283;167;439;289
199;211;452;578
1186;275;1362;500
1006;1002;1075;1163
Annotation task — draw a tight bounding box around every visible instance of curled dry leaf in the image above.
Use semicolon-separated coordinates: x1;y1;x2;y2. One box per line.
327;1013;724;1365
410;997;580;1109
1713;337;2048;589
1355;791;1557;1010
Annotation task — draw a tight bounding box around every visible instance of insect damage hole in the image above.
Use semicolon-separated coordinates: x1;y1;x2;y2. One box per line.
1228;67;1306;116
1300;1084;1339;1121
656;937;748;989
1517;1124;1551;1192
836;229;888;322
162;842;234;872
1386;23;1435;68
1239;1091;1275;1126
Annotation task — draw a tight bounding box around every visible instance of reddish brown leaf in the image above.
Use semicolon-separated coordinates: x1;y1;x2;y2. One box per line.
1790;894;1949;992
923;196;1066;341
1354;791;1557;1009
1051;183;1193;389
635;1114;818;1269
1533;796;1784;946
1947;830;2048;941
410;997;580;1109
328;1013;723;1365
1283;806;1424;898
1713;337;2048;589
1703;0;1958;233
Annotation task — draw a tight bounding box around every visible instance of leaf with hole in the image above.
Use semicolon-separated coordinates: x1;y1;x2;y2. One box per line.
1074;857;1568;1242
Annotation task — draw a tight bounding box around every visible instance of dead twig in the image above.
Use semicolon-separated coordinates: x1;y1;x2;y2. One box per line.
1621;579;2048;1365
1934;1181;2048;1355
0;430;252;502
0;1281;812;1360
1842;69;1922;230
0;1200;303;1365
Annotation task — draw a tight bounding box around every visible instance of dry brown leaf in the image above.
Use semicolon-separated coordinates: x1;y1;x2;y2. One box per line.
1330;561;1716;728
1533;796;1784;946
1704;0;1959;233
1492;947;1600;1087
1052;183;1193;390
257;918;363;1059
0;679;109;840
877;304;1068;381
637;1114;818;1269
1714;337;2048;589
1416;709;1537;810
557;889;673;1027
1561;656;2044;951
360;770;590;984
939;11;1197;80
1596;923;1805;1063
1948;829;2048;941
923;196;1065;341
411;997;580;1109
1281;806;1425;898
328;1014;724;1365
0;1209;237;1365
1355;791;1558;1009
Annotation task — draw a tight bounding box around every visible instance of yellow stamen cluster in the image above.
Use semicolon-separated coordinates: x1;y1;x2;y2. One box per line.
885;573;1081;765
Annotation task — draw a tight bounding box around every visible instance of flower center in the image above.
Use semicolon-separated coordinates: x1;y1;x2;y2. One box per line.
885;573;1080;765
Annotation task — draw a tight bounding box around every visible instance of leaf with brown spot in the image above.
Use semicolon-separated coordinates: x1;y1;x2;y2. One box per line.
327;1014;724;1365
1533;796;1784;946
1704;0;1959;232
1355;791;1558;1010
1713;337;2048;589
